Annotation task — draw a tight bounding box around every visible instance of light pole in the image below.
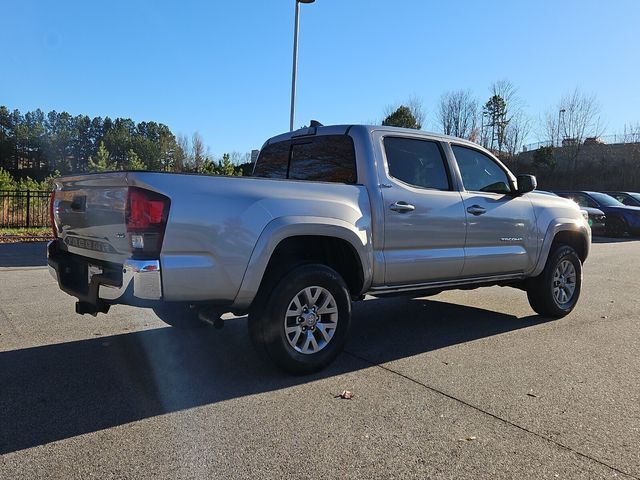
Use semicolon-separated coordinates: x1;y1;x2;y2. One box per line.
290;0;315;131
557;108;566;147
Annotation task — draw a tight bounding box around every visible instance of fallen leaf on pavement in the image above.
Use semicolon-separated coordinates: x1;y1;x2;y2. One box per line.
335;390;353;399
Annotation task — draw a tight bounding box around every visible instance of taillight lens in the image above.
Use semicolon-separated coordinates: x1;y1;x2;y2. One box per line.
126;187;170;258
49;191;58;238
127;188;167;231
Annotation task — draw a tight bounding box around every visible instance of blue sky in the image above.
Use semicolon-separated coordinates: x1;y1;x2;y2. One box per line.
2;0;639;155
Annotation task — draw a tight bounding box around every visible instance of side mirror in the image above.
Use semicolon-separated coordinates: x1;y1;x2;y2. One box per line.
516;174;537;194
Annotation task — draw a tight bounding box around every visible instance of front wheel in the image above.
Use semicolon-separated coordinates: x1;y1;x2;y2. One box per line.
248;264;351;374
526;244;582;318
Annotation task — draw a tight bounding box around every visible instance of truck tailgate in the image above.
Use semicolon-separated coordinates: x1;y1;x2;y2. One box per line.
52;172;132;264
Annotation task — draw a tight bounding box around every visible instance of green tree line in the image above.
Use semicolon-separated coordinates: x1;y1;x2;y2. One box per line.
0;106;245;185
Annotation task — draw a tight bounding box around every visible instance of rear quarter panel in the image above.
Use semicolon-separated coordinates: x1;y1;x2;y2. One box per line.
126;173;372;304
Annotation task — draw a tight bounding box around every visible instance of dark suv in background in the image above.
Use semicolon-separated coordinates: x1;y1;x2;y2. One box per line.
556;191;640;237
602;191;640;207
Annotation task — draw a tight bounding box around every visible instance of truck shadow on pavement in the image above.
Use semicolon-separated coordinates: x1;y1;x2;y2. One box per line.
0;297;543;454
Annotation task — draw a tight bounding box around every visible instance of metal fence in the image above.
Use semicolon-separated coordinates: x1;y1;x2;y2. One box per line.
523;133;640;152
0;190;52;228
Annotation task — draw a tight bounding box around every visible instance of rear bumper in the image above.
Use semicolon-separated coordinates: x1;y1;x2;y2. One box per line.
47;240;162;309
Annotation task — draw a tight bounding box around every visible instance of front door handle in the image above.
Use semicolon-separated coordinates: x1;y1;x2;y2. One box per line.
466;205;486;216
390;201;415;213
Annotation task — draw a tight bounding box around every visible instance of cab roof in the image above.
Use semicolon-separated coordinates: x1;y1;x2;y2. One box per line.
264;124;482;150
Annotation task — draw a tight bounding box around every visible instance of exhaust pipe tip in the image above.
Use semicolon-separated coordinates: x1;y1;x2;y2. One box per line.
198;308;225;329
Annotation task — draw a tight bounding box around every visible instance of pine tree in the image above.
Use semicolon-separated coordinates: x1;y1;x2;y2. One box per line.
382;106;421;130
0;167;16;190
217;153;237;176
88;141;111;172
125;149;145;170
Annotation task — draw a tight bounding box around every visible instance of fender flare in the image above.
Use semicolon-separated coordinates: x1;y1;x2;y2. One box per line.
231;216;373;310
529;219;591;277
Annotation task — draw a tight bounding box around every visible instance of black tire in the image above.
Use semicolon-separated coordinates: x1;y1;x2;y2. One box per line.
526;244;582;318
606;217;627;237
153;303;208;329
248;264;351;374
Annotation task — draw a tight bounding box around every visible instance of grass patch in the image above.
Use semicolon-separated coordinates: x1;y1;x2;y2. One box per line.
0;227;53;243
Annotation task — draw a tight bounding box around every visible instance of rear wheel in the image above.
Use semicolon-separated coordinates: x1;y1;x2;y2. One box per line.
248;264;351;374
526;244;582;318
153;303;208;329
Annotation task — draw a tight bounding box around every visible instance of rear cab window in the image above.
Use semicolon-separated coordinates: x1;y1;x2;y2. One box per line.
253;135;357;184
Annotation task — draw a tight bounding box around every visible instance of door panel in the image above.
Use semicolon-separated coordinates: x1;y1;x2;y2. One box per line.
460;193;536;276
383;188;466;284
450;144;537;277
380;137;466;285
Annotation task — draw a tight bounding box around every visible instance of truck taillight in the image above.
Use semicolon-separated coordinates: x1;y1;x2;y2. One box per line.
127;188;167;231
49;191;58;238
126;187;170;258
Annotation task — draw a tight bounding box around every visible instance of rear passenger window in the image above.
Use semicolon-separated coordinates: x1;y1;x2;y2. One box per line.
289;136;356;183
253;135;357;184
383;137;450;190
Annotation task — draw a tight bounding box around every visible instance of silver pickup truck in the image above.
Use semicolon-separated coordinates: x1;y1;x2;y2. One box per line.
48;124;590;373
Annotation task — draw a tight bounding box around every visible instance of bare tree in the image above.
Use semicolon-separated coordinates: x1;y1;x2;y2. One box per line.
437;90;478;139
175;134;190;172
543;88;602;183
229;151;251;165
482;80;524;153
191;132;205;172
406;95;426;131
504;111;532;168
549;88;602;145
622;122;640;143
490;80;520;111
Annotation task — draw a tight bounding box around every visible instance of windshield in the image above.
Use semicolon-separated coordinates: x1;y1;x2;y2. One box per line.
589;192;625;207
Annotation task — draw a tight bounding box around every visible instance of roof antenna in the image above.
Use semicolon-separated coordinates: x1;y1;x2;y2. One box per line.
309;120;323;127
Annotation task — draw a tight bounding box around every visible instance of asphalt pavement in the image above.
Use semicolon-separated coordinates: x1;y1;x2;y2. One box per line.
0;240;638;479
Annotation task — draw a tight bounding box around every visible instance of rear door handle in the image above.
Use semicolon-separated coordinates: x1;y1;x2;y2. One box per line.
390;201;415;213
466;205;486;216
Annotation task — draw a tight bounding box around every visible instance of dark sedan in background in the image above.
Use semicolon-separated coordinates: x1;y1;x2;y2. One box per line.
581;206;607;233
602;191;640;207
556;191;640;237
